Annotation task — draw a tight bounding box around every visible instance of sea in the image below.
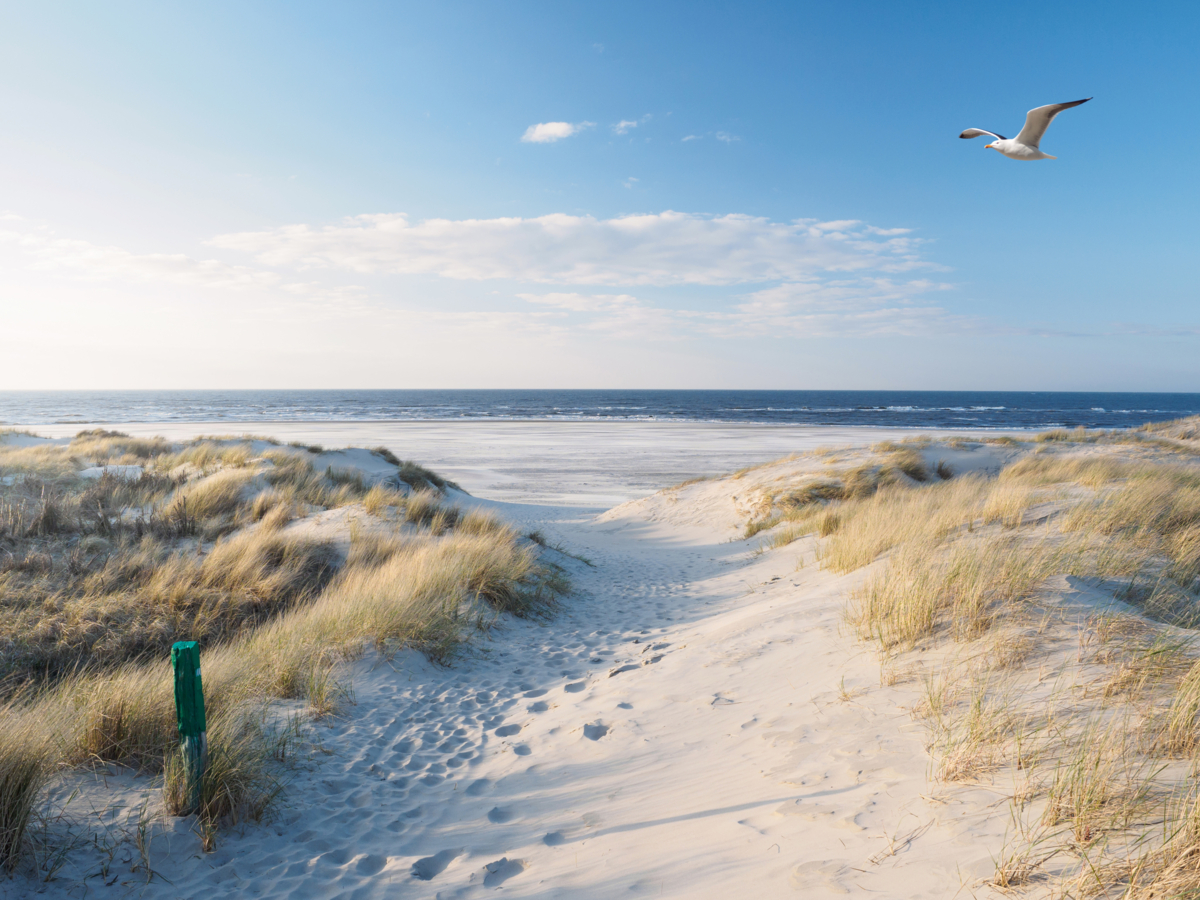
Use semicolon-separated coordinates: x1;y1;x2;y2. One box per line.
2;390;1198;431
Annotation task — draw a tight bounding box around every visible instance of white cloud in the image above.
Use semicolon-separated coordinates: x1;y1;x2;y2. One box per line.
681;134;701;142
520;121;594;143
211;211;929;287
613;120;638;135
715;131;740;143
515;278;965;341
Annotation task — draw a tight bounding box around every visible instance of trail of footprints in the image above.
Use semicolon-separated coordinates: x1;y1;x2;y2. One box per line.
187;536;702;897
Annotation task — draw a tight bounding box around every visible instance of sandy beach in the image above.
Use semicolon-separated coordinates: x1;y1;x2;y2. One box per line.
8;421;1200;898
0;426;1023;898
25;421;1024;507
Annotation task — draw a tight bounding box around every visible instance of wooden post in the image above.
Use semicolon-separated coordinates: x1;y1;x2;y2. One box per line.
171;640;207;815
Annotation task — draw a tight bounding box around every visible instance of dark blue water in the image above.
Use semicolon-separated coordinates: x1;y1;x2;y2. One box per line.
2;390;1198;431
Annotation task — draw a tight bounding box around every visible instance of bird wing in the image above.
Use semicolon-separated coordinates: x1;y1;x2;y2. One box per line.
959;128;1005;140
1015;98;1091;148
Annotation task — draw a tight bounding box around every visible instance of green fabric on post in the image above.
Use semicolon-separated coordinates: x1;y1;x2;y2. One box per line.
171;641;206;737
171;640;208;815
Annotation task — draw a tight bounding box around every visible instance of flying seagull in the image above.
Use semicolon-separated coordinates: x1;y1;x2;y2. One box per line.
960;98;1092;160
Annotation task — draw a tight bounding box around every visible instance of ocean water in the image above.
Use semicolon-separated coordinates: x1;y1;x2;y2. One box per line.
1;389;1198;431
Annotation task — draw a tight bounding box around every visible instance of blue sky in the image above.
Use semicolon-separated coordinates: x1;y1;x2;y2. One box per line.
2;1;1198;390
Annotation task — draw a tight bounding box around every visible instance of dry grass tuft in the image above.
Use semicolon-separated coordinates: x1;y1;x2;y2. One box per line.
0;704;60;871
362;484;406;516
163;468;257;524
847;535;1059;649
163;707;282;835
0;432;554;863
1041;724;1156;846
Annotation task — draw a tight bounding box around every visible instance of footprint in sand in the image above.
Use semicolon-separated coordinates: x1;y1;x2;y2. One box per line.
411;848;462;881
465;778;492;796
483;857;526;887
789;860;852;894
543;831;567;846
583;722;610;741
528;700;550;713
355;854;388;875
487;806;515;823
564;681;587;693
495;723;522;737
512;744;532;756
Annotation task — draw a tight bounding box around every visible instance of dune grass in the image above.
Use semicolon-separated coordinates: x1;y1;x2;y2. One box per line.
0;705;59;871
822;433;1200;894
0;430;560;869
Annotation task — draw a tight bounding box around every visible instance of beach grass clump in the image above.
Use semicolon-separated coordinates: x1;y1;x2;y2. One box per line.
0;529;340;687
162;468;258;526
262;451;339;508
362;483;406;516
887;447;929;482
821;476;991;573
0;703;59;872
403;489;459;531
999;453;1139;489
69;430;173;464
981;482;1038;528
163;707;282;842
1138;414;1200;442
153;440;256;473
845;535;1059;649
397;460;451;492
1041;724;1155;847
370;446;401;466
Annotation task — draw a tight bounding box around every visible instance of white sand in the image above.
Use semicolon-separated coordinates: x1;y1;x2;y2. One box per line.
24;421;1026;507
6;430;1025;898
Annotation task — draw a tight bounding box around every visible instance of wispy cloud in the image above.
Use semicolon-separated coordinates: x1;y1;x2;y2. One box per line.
515;279;966;341
0;217;280;291
614;114;652;135
715;131;740;143
0;215;372;313
519;292;642;313
681;134;701;142
520;121;594;143
212;211;928;287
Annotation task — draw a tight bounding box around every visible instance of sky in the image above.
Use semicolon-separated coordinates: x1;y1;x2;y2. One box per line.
2;0;1199;391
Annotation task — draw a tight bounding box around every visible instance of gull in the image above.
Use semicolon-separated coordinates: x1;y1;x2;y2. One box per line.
960;98;1091;160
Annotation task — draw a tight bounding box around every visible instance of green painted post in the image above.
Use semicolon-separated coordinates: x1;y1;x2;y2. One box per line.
171;641;207;815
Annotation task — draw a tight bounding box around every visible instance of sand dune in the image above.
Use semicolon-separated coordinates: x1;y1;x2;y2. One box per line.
5;440;1032;899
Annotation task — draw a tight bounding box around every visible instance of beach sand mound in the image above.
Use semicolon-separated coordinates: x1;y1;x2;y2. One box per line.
11;433;1200;898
